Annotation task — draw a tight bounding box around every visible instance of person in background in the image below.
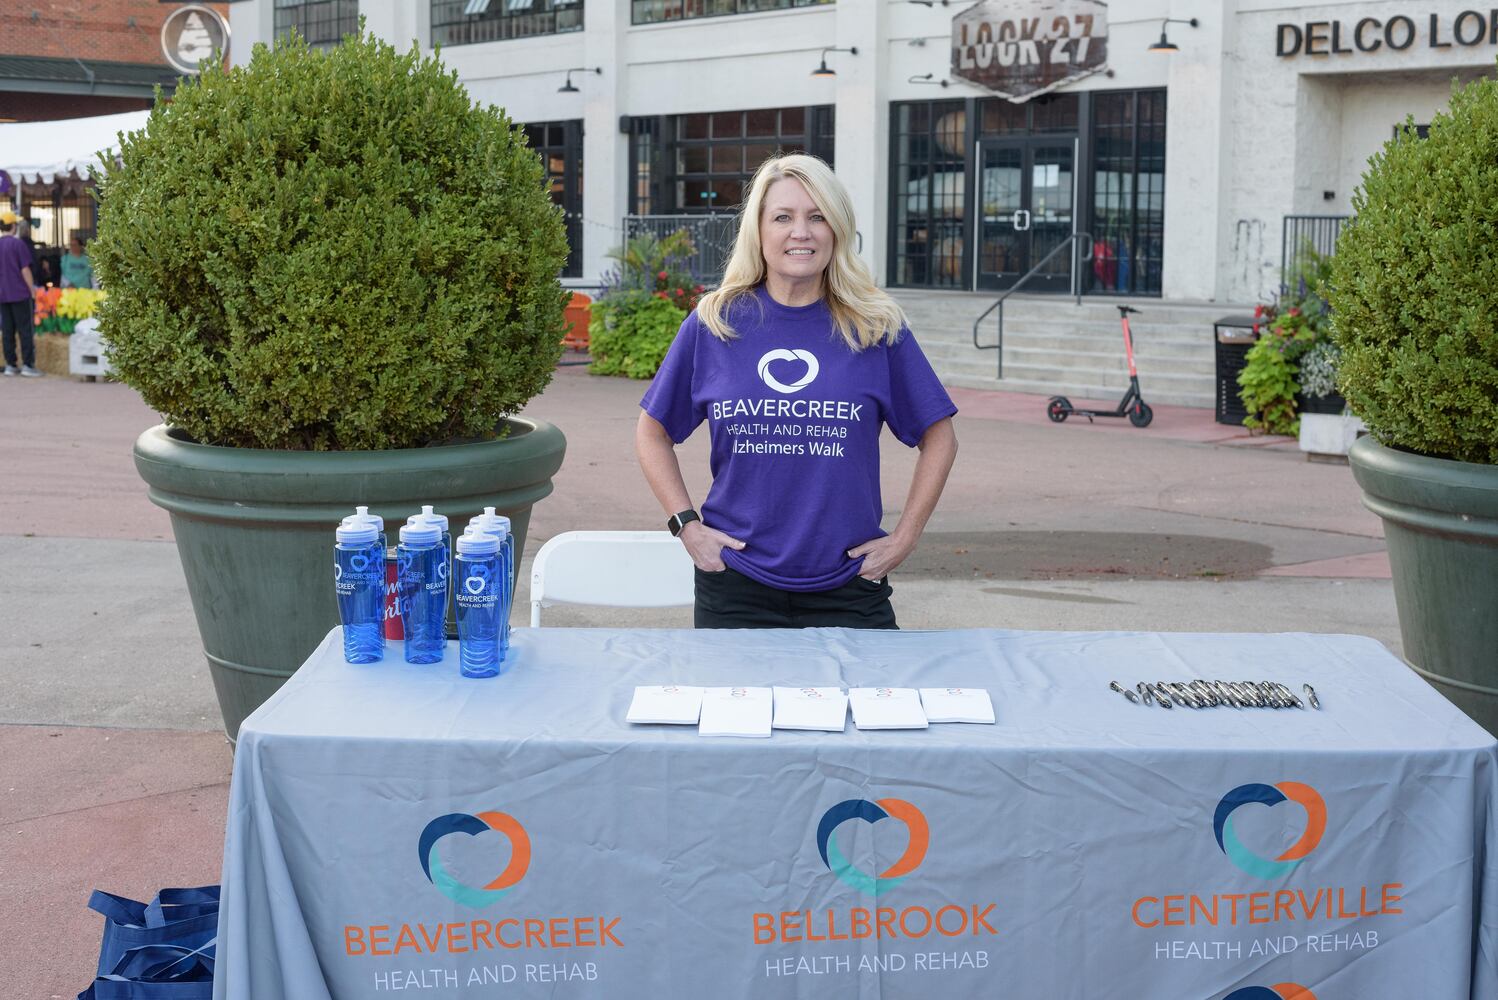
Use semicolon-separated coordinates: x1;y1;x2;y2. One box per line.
60;235;93;289
636;153;958;629
0;209;41;376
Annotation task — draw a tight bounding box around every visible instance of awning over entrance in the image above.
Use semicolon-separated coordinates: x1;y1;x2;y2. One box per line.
0;109;150;185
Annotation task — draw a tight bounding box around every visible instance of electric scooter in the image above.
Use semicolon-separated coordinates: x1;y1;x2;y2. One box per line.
1045;305;1154;428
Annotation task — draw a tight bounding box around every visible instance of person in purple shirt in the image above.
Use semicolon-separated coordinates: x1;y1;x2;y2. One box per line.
637;154;958;629
0;209;42;377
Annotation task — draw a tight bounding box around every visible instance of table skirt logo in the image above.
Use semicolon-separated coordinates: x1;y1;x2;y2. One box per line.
817;798;929;896
419;811;531;909
757;348;819;394
1223;985;1317;1000
1214;782;1327;879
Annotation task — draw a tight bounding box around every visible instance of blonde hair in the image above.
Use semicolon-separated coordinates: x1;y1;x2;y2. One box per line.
696;153;906;350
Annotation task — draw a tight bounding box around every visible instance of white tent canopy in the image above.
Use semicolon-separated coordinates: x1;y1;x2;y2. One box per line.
1;110;151;185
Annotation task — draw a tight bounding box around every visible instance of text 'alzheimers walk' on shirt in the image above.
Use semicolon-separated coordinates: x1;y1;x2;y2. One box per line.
640;287;957;592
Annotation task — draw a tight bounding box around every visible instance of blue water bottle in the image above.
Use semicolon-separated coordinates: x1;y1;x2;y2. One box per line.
398;520;447;664
455;530;505;677
334;519;384;663
465;507;514;658
341;505;387;649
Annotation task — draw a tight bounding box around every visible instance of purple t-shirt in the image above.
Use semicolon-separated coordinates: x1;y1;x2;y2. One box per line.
641;287;957;591
0;235;33;304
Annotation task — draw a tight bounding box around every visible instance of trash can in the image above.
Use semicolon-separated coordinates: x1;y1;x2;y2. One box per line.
1214;316;1260;425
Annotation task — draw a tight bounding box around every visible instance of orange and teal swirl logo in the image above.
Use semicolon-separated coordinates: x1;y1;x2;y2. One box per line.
1224;985;1317;1000
1214;782;1327;879
817;798;928;896
418;811;531;909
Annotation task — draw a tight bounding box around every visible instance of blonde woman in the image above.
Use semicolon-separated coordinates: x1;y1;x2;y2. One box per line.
636;154;958;628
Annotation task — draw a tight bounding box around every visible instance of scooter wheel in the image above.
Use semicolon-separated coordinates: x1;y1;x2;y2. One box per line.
1047;397;1071;423
1129;402;1154;428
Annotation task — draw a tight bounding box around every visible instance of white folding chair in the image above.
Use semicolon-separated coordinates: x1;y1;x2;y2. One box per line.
529;530;695;626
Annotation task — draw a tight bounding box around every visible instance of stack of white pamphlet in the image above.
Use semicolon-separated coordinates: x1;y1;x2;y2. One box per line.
698;686;773;738
625;685;705;725
772;686;849;732
848;687;928;730
919;687;996;724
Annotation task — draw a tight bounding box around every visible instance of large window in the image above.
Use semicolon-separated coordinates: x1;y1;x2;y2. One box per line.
629;106;834;216
523;120;583;278
275;0;359;47
431;0;582;45
1089;90;1166;296
889;100;967;288
632;0;831;27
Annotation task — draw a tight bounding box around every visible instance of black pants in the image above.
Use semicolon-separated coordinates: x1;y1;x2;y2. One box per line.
695;566;898;630
0;299;33;368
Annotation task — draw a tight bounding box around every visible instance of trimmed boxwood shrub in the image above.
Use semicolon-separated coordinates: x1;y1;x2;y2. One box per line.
91;30;569;450
1328;75;1498;465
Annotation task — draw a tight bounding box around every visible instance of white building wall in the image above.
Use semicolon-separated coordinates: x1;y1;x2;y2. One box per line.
232;0;1496;303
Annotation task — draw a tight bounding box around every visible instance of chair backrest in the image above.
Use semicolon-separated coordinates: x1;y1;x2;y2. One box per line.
529;530;694;626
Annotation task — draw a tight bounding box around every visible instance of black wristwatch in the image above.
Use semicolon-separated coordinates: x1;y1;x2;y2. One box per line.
667;509;700;537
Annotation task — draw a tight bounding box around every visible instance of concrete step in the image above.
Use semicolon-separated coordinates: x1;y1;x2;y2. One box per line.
922;338;1216;369
889;289;1251;412
943;372;1216;410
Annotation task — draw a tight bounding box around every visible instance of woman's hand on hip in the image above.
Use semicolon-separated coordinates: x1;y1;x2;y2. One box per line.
679;520;746;572
847;532;916;582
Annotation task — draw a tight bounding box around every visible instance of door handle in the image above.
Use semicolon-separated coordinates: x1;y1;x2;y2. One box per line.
1012;209;1031;232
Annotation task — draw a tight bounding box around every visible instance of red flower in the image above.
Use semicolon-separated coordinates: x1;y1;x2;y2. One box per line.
657;270;668;280
1287;307;1301;317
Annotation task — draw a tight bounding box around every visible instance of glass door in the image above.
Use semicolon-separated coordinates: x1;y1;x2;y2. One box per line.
975;139;1075;292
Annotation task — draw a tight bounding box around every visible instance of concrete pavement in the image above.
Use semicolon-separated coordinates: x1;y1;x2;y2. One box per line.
0;363;1398;997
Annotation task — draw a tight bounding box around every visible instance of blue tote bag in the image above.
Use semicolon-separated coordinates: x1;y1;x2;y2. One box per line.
78;886;219;1000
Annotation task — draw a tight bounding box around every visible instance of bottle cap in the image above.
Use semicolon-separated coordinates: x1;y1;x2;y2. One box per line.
456;530;502;556
408;504;449;534
466;505;511;540
336;521;379;544
399;522;442;545
341;505;384;535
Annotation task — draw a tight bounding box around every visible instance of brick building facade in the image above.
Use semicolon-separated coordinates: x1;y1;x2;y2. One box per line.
0;1;230;122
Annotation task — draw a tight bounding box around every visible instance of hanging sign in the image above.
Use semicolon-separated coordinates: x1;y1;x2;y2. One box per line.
951;0;1109;103
161;4;230;75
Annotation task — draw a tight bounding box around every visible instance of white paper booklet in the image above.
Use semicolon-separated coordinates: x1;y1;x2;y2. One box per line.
919;687;996;724
848;687;928;730
625;685;705;725
772;686;848;732
698;686;773;738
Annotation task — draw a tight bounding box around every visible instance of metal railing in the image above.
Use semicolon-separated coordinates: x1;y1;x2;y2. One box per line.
1281;215;1349;290
971;232;1092;379
622;214;739;285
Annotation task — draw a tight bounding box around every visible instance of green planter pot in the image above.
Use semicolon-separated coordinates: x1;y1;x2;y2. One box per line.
1349;436;1498;733
134;420;566;740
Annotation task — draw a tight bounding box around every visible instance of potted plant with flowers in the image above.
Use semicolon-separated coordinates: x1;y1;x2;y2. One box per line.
1330;79;1498;731
92;29;569;739
589;229;706;379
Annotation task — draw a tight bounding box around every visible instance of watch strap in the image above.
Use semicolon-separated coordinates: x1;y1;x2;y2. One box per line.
667;509;700;536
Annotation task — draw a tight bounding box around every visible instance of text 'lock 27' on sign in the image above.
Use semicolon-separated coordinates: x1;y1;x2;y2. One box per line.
951;0;1109;102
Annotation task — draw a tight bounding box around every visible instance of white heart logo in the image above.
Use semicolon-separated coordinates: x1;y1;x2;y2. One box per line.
465;576;485;595
334;564;343;581
350;554;369;573
436;561;448;581
757;348;819;394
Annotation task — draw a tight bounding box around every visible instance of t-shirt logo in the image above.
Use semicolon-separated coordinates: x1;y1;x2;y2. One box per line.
756;348;820;394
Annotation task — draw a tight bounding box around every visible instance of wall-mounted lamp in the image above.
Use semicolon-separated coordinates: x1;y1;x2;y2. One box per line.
909;73;949;88
558;66;601;93
1148;17;1199;53
810;46;857;78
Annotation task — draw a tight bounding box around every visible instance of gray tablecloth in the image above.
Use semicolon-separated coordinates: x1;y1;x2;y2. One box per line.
215;628;1498;999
